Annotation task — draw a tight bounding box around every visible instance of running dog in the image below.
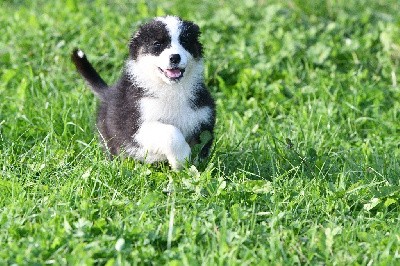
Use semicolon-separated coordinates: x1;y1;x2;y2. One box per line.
71;16;215;170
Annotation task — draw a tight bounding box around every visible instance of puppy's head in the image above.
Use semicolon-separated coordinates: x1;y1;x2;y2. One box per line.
128;16;203;86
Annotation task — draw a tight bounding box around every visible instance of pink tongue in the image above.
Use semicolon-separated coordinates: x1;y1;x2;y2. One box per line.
165;69;181;78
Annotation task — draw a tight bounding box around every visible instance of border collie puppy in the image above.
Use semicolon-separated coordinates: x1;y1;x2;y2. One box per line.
72;16;215;170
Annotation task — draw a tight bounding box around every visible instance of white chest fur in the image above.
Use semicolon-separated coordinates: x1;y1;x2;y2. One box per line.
139;88;212;139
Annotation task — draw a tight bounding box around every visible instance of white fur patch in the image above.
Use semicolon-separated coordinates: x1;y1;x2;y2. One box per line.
139;88;212;138
77;50;85;58
129;121;191;170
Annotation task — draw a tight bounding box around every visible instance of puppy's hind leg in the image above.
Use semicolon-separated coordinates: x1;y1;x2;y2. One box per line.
135;122;191;170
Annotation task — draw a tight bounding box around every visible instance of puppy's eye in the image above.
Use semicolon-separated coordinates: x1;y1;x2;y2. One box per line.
153;41;162;47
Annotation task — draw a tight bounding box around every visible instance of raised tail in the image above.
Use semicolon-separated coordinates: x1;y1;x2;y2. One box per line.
71;48;108;99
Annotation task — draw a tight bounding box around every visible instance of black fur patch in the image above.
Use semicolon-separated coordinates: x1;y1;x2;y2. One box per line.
191;83;215;110
188;83;216;157
179;22;203;59
96;73;144;154
129;20;171;59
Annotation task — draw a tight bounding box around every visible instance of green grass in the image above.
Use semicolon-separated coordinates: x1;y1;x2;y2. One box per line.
1;0;400;264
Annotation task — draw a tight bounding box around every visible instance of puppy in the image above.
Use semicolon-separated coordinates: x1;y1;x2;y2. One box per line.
72;16;215;170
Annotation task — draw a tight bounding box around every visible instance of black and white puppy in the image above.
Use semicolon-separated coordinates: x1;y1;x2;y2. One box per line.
72;16;215;170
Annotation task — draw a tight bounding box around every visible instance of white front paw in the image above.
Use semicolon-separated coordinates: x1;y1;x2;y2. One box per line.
168;141;191;171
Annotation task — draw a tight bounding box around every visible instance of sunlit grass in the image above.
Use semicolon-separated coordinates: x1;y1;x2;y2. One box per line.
1;0;400;264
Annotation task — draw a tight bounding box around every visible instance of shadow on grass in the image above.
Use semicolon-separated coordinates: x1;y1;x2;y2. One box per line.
214;136;355;183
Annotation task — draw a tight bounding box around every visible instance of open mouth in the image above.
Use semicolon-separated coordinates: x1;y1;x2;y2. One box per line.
158;67;185;81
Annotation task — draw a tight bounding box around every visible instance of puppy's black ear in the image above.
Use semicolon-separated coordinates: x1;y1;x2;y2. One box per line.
180;21;203;59
191;23;203;58
129;32;141;60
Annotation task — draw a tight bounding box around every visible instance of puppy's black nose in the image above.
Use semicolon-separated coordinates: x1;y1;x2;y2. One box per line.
169;54;181;64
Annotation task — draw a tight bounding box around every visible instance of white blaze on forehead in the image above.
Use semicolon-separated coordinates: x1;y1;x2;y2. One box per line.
156;16;182;43
154;16;190;83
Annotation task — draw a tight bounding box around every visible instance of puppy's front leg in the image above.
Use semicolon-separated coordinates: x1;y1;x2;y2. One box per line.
135;122;191;170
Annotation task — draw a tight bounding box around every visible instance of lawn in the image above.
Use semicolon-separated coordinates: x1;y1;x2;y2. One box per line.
1;0;400;264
